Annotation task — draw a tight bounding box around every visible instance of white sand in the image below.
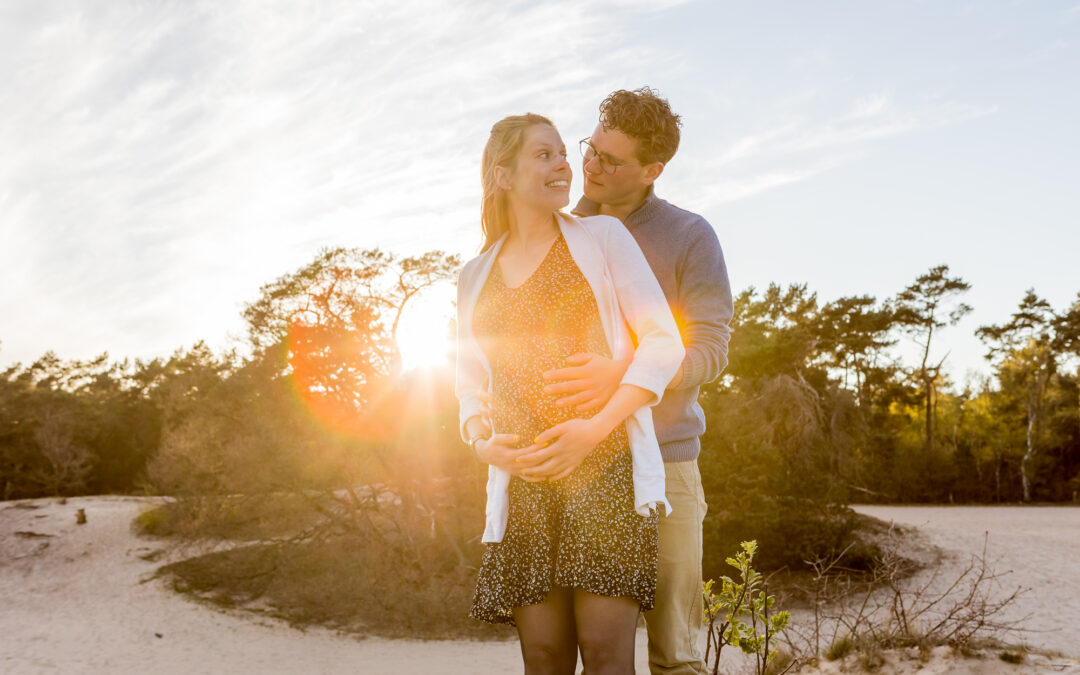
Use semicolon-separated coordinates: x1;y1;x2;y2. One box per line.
799;645;1080;674
1;496;527;674
853;505;1080;655
3;497;1078;674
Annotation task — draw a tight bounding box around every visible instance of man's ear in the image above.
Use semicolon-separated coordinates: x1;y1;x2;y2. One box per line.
494;165;513;191
641;161;665;187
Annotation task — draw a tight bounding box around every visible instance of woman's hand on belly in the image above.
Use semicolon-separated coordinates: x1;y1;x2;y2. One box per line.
514;418;609;482
475;434;545;482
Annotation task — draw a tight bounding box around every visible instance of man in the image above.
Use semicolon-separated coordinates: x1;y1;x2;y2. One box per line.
545;87;733;675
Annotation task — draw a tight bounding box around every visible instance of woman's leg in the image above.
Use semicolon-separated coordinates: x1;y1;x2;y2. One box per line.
573;589;640;675
512;585;578;675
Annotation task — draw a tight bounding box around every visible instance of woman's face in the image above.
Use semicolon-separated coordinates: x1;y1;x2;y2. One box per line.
504;124;571;213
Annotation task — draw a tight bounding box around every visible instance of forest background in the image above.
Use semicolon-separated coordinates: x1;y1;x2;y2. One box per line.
3;246;1079;598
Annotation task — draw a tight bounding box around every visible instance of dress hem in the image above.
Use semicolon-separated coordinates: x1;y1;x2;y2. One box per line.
469;582;656;626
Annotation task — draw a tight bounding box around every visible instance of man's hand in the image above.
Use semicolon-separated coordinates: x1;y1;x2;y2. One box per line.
514;418;609;482
543;353;630;412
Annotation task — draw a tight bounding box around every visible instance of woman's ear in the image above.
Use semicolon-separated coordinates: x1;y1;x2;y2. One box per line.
494;165;513;191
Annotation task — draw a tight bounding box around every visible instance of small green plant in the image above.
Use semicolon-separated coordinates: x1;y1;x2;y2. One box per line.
703;540;794;675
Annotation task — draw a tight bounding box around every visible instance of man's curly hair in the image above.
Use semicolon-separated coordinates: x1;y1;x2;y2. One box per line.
599;87;682;165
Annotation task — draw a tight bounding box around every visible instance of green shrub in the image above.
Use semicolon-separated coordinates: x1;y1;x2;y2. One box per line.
133;504;174;536
158;524;505;639
703;498;868;577
703;541;792;675
133;494;324;541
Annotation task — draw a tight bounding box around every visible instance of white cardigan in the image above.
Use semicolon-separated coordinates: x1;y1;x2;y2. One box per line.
456;212;685;543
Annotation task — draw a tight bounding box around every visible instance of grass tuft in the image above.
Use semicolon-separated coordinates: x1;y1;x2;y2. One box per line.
998;649;1025;664
825;637;855;661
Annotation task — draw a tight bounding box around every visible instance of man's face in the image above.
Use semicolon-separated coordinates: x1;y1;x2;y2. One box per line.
581;123;653;206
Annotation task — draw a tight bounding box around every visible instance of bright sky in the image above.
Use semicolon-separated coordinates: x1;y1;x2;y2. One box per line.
2;1;1078;379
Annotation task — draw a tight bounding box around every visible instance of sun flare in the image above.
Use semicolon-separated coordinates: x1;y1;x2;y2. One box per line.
396;288;455;372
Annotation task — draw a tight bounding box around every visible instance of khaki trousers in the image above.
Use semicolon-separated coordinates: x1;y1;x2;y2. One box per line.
643;460;708;675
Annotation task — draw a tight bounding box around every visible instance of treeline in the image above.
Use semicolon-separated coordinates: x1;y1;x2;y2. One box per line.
0;247;465;504
706;267;1080;506
2;253;1079;569
696;267;1080;570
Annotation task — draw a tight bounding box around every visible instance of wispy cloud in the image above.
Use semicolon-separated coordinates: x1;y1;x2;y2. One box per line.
0;0;682;364
684;160;844;209
712;122;802;166
843;92;892;121
724;94;994;163
681;91;996;212
791;48;831;70
1003;39;1070;68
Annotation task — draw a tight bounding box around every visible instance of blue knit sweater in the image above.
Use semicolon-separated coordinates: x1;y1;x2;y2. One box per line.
574;189;733;462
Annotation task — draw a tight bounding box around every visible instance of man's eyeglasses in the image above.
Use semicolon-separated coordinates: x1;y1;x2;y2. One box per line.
579;138;639;175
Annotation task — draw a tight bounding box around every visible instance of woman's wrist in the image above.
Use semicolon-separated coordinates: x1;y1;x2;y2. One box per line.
464;415;491;446
584;414;616;445
589;383;650;440
469;434;490;454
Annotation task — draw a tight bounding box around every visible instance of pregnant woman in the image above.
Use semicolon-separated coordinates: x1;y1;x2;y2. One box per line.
456;113;683;674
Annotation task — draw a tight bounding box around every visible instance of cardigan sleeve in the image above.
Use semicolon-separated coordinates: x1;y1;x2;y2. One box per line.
455;261;490;441
597;218;685;406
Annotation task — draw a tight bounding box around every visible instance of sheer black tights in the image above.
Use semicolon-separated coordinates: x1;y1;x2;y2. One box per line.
512;586;639;675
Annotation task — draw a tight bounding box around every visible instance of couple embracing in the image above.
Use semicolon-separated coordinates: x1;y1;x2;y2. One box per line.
456;87;733;674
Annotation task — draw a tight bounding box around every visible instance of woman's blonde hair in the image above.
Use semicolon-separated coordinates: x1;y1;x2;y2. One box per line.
480;113;554;252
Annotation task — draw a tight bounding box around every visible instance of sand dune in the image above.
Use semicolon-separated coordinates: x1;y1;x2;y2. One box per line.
1;496;526;674
2;497;1078;674
854;505;1080;656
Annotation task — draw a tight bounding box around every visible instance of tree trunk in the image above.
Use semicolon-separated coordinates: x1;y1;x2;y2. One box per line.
1021;403;1035;503
993;437;1002;502
920;322;934;456
924;376;934;455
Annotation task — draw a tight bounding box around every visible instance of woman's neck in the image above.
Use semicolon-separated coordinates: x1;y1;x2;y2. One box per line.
506;204;558;250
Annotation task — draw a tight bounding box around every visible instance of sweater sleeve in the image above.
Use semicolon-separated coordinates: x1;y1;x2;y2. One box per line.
598;219;685;405
667;218;732;390
455;262;489;441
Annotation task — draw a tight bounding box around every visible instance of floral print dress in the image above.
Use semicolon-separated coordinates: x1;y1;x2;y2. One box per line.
469;234;659;625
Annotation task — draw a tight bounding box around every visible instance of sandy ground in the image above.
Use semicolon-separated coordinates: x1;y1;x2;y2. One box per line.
2;497;1079;674
798;645;1080;675
1;496;531;674
1;495;655;674
853;505;1080;656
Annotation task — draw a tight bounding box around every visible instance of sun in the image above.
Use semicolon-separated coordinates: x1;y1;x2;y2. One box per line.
395;287;455;372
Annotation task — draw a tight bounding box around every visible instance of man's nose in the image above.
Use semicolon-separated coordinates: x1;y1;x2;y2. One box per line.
583;153;601;174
